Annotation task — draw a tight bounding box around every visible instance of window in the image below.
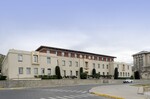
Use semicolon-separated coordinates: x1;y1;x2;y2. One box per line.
57;60;59;66
107;65;109;69
69;61;72;66
103;72;105;75
41;68;45;75
128;65;129;70
76;71;78;76
85;62;88;67
76;61;78;67
120;72;122;76
98;64;100;68
18;54;23;62
93;63;95;68
98;72;100;75
122;65;125;71
47;57;51;64
26;68;31;74
19;67;23;74
107;72;109;75
103;64;105;69
34;68;38;75
62;60;65;66
128;73;130;77
47;68;51;75
33;55;38;63
70;70;72;76
63;70;66;76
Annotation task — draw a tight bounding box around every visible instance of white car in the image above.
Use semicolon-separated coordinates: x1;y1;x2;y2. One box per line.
123;79;133;83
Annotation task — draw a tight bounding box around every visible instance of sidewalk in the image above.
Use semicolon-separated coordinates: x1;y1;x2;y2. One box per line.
89;84;147;99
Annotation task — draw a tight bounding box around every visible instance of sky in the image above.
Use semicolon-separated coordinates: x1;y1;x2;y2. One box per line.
0;0;150;64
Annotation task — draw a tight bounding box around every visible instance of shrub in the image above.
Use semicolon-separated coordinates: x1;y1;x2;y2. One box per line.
0;75;7;80
130;75;134;79
80;72;87;79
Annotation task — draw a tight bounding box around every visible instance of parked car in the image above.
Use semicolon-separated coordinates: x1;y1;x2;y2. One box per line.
123;79;133;83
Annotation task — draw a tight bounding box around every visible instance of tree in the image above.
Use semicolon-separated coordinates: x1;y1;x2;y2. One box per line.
134;71;140;79
55;66;62;79
92;68;96;78
0;54;5;73
92;68;96;75
79;67;83;79
114;67;118;79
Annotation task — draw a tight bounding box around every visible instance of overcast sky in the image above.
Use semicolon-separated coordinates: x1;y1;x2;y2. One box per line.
0;0;150;63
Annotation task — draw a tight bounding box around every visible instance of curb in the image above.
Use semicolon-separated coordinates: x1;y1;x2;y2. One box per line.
0;87;27;90
90;92;125;99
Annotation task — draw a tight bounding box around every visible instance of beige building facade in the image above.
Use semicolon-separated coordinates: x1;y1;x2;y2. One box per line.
133;51;150;79
2;46;132;80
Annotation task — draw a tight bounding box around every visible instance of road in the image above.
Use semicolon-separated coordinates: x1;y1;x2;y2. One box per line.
0;84;108;99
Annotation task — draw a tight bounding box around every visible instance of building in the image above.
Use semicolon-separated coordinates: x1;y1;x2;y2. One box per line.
133;51;150;79
112;62;132;78
2;46;132;80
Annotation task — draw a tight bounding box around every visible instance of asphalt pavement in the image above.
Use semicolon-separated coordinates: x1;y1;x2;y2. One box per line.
0;84;108;99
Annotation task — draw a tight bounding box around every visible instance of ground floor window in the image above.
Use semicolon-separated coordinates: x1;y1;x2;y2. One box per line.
19;67;23;74
26;67;31;74
76;71;78;76
107;72;109;75
41;68;45;75
34;68;38;75
70;70;72;76
120;72;122;76
47;68;51;75
63;70;66;76
103;72;105;75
